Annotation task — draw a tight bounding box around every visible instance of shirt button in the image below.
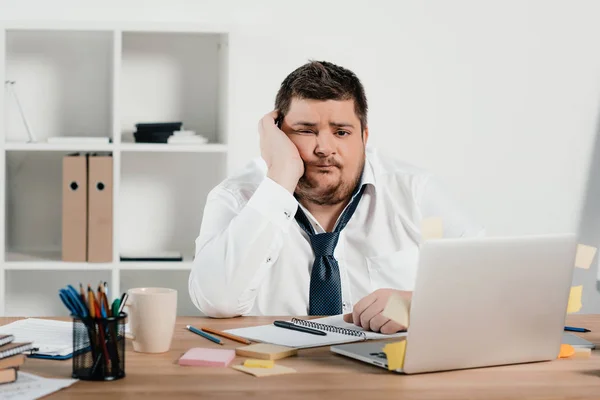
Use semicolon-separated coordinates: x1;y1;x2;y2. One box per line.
266;257;272;263
284;211;291;219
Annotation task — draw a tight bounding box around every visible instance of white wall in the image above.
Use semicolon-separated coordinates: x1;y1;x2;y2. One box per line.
3;0;600;310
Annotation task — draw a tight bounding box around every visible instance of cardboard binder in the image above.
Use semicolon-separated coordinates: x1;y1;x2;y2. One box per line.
62;154;88;262
87;154;113;263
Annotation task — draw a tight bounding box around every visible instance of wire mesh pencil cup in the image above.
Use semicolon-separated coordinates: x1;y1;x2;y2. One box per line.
72;312;126;381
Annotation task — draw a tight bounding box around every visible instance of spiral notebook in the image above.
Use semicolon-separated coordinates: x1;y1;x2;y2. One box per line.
224;315;407;349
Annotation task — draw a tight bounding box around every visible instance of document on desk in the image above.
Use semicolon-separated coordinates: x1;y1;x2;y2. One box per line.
0;372;77;399
225;315;407;349
0;319;74;356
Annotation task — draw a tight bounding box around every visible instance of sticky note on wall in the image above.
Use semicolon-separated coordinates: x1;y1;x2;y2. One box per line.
567;285;583;313
383;340;407;371
382;294;411;328
421;217;443;240
575;244;597;269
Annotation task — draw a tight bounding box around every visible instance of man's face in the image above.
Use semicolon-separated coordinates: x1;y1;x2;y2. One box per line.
281;98;368;206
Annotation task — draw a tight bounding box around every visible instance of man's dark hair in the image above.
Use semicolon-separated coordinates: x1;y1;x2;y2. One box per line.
275;60;368;132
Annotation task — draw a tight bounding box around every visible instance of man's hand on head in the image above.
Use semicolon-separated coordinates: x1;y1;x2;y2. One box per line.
343;289;411;334
258;110;304;194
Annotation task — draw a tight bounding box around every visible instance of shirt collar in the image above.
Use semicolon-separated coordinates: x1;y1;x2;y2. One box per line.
359;147;377;193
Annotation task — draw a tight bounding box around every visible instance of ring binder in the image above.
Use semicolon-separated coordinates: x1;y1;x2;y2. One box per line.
290;318;367;339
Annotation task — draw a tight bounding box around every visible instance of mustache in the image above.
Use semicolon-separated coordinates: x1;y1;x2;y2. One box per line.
305;159;342;168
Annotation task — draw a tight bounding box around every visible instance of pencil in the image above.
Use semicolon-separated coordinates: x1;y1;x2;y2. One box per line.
200;326;252;345
186;325;223;345
87;285;96;319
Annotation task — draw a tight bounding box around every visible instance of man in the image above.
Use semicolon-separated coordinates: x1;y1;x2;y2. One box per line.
189;61;483;333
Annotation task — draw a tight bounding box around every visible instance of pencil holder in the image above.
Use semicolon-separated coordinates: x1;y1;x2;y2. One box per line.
72;312;127;381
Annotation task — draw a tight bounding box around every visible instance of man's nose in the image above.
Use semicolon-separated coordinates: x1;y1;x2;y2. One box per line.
314;132;335;157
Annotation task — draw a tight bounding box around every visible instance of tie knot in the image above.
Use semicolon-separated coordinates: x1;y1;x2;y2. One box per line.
310;232;340;257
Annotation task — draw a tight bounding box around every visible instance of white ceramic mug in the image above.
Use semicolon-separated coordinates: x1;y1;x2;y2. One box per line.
125;287;177;353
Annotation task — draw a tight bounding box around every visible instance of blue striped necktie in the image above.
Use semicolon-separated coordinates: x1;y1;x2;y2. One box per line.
295;185;366;315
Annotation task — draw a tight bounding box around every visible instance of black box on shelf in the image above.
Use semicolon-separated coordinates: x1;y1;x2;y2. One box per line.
133;122;183;143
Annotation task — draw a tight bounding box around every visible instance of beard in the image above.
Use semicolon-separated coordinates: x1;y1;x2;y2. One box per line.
295;155;365;206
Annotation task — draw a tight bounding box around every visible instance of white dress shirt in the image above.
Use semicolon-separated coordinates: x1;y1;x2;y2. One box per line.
189;146;484;317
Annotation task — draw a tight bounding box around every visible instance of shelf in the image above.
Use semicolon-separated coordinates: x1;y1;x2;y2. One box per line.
120;31;228;145
118;261;192;270
1;24;229;317
5;263;113;271
5;30;113;143
4;142;227;153
4;142;114;152
4;251;113;270
119;143;227;153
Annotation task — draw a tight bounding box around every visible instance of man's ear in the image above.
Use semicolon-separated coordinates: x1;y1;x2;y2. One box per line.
363;126;369;145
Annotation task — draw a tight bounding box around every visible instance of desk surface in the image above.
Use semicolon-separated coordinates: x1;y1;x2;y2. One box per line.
3;315;600;399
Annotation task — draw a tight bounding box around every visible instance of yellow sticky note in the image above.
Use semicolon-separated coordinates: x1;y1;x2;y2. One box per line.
243;359;274;369
381;294;411;328
232;364;296;377
572;347;592;359
567;285;583;313
558;343;575;358
421;217;443;240
575;244;597;269
383;340;407;371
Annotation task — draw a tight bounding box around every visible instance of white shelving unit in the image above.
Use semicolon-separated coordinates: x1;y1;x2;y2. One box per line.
0;22;230;316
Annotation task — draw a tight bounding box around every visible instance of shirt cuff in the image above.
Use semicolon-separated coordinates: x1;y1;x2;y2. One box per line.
246;177;299;232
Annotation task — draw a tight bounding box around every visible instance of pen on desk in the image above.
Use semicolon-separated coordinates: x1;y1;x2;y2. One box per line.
564;326;591;333
187;325;223;345
274;320;326;336
200;326;252;345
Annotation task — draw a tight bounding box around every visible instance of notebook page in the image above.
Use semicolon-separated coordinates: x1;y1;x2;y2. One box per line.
299;315;408;340
0;319;73;356
224;323;361;348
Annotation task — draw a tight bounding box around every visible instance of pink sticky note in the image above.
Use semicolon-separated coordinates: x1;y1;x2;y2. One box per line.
178;348;236;367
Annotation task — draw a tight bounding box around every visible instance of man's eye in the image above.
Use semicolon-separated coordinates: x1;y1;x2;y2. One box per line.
297;130;315;134
337;130;350;136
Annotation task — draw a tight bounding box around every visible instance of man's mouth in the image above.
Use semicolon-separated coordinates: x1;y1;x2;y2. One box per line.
311;163;339;168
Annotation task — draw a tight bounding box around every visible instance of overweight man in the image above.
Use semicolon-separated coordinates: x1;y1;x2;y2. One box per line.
189;60;483;333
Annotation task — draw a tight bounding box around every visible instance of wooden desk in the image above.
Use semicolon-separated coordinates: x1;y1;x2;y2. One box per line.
3;315;600;399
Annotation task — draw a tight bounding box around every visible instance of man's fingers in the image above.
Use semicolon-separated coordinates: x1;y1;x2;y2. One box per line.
352;293;377;326
380;319;406;335
343;313;353;323
359;300;385;330
369;313;390;333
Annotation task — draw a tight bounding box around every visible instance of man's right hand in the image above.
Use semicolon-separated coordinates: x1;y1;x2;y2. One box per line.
259;110;304;194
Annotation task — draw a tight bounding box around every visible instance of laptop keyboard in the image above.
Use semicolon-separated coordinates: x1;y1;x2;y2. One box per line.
370;352;387;360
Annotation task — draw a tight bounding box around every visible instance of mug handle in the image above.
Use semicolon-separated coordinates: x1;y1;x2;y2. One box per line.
123;298;136;340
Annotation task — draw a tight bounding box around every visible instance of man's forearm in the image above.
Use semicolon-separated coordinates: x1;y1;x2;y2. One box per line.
189;177;298;317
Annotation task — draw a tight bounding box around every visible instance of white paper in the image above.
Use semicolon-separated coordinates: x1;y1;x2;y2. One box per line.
0;319;73;356
0;372;77;400
46;136;110;144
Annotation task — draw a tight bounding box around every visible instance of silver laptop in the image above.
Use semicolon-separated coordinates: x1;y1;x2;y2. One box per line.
331;234;581;374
